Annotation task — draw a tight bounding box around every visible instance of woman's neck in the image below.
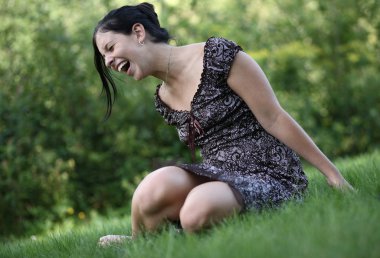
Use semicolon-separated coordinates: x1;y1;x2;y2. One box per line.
162;43;204;88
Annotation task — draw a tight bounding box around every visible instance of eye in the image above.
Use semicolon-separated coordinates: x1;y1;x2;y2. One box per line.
107;44;114;52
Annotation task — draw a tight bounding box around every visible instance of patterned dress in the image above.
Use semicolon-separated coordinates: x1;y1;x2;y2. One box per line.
155;37;308;210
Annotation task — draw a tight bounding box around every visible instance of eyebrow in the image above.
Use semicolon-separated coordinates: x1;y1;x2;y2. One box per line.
98;42;109;58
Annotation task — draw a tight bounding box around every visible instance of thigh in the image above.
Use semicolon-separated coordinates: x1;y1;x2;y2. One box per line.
180;181;242;224
132;166;210;213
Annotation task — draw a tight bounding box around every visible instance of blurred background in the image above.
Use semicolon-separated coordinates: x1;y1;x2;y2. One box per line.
0;0;379;239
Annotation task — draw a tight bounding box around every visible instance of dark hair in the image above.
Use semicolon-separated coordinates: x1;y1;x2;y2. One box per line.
92;2;171;118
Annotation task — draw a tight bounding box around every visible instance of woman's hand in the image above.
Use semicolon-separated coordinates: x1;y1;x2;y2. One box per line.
326;174;355;191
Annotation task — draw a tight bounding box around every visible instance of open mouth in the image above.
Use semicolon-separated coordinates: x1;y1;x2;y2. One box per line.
118;61;130;72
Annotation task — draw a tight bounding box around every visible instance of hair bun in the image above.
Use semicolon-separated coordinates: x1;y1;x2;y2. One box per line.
137;2;155;12
136;2;160;26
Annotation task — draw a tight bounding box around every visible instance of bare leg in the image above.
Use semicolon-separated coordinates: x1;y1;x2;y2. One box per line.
180;181;242;233
131;166;209;237
98;169;241;245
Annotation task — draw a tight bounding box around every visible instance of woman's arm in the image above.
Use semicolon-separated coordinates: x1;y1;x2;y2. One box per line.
227;51;353;189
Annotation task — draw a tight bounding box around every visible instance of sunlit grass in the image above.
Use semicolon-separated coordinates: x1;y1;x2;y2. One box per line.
1;150;379;258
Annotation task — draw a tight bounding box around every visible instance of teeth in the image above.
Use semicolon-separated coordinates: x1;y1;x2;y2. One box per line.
118;61;128;72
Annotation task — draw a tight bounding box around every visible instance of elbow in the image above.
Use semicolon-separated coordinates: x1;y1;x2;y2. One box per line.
259;108;285;134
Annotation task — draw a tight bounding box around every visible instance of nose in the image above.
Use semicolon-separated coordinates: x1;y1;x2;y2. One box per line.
104;55;114;69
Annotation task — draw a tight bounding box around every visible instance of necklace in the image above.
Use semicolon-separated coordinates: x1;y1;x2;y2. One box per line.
163;46;173;86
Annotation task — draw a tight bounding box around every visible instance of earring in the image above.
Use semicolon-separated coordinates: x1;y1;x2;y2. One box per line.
138;40;144;46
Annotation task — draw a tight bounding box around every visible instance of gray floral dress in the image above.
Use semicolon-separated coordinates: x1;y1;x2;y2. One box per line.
155;37;308;210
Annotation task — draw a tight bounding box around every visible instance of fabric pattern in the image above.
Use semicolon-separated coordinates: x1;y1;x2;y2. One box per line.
154;37;308;210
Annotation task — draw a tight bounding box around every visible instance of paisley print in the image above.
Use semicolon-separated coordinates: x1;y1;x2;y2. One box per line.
155;37;308;210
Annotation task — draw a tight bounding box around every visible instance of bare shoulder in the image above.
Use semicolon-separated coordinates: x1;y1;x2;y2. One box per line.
179;42;205;57
228;51;270;93
227;51;282;129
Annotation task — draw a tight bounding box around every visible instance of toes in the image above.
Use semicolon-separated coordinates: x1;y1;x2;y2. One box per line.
98;235;132;247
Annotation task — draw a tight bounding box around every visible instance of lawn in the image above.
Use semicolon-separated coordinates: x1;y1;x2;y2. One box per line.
1;150;379;258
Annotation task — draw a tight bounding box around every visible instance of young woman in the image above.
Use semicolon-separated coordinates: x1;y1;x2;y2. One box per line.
93;2;353;245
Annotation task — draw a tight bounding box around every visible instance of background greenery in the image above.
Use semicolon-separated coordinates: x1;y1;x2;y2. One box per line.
0;0;379;238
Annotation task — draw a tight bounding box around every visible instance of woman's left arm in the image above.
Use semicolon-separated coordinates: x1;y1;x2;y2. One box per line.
228;52;353;190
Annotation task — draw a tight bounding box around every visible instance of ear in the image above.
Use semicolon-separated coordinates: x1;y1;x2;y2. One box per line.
132;23;146;44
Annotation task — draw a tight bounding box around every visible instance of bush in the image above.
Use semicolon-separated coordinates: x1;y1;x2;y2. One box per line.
0;0;379;237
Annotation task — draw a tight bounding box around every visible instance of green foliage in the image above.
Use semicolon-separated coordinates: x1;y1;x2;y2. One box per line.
0;0;189;236
166;0;380;156
0;0;379;237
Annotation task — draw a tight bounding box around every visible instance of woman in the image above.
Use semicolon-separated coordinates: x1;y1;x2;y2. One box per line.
93;2;353;245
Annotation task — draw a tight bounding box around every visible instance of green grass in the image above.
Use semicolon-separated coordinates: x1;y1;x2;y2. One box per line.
1;150;379;258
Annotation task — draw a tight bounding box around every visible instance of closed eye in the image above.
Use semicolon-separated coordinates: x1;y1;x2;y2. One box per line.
107;44;114;52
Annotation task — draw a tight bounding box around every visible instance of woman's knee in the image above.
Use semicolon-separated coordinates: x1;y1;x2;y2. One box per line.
132;166;202;216
132;167;174;214
179;182;241;232
179;196;211;232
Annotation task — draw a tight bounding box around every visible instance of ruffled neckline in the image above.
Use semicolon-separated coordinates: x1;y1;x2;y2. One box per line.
154;37;214;118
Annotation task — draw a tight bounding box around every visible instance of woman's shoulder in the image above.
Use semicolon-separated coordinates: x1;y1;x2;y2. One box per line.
182;37;240;49
205;37;242;51
203;37;243;71
179;37;241;54
204;37;243;61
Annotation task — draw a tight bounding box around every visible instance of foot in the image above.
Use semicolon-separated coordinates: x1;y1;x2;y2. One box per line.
98;235;132;247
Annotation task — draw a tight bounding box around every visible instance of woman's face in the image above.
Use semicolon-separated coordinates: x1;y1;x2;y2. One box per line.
95;31;146;80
